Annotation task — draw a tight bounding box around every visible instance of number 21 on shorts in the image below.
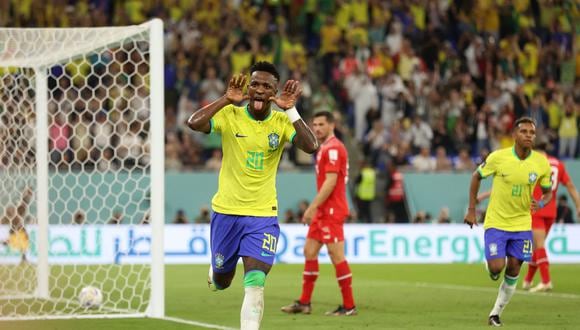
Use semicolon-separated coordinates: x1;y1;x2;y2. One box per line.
522;239;532;254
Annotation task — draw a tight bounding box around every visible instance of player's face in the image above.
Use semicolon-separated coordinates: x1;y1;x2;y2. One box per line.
312;116;334;142
513;122;536;149
248;71;278;114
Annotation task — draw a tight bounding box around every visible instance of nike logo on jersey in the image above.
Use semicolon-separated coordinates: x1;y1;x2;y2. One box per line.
235;133;248;138
261;251;273;257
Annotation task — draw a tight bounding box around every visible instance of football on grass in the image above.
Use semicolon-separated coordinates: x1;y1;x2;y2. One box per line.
78;286;103;308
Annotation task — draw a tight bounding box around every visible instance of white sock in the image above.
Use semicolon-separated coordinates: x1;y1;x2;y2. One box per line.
490;275;518;316
241;286;264;330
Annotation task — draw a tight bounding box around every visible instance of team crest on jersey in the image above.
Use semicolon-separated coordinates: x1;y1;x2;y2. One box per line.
214;253;224;269
489;243;498;256
268;133;280;150
329;149;338;163
528;172;538;184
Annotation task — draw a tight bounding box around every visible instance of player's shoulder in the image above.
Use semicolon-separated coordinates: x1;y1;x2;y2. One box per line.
328;136;347;150
530;151;550;166
328;138;348;161
547;155;562;167
217;104;245;118
270;109;291;122
263;110;291;131
321;137;347;154
222;103;240;112
497;147;513;155
487;147;511;160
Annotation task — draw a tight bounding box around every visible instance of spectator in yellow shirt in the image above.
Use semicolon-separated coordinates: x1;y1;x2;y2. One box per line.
319;17;342;57
346;22;369;48
229;43;253;75
518;43;539;78
409;0;426;31
351;0;369;25
335;0;351;31
398;41;421;81
255;45;274;65
546;92;563;131
558;97;578;158
286;43;307;74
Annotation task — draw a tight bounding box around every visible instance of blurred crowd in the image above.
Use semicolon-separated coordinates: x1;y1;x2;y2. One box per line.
159;0;580;173
2;0;579;173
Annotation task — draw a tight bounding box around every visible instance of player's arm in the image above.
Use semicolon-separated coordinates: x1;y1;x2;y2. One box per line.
531;186;552;213
292;119;318;154
466;153;498;227
464;170;483;228
564;181;580;217
532;161;555;212
302;172;338;224
186;74;248;133
270;80;318;154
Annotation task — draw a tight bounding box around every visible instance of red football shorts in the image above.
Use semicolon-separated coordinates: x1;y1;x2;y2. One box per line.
307;215;344;244
532;215;555;233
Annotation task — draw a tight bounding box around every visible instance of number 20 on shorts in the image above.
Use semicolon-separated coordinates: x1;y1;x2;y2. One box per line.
262;233;277;253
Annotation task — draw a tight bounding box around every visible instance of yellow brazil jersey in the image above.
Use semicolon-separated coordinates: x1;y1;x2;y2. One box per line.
8;229;29;252
478;147;551;231
210;104;296;217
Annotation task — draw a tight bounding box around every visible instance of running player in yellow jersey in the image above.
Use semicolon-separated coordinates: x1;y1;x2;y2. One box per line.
187;61;318;330
464;117;552;327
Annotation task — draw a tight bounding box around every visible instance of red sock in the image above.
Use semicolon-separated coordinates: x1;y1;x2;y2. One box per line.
536;248;551;284
525;252;538;283
299;259;318;304
334;260;355;309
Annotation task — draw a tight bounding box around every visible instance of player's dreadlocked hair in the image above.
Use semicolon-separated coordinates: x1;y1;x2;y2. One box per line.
250;61;280;82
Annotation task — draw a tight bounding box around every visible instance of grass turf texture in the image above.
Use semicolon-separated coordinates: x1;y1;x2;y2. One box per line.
2;264;579;329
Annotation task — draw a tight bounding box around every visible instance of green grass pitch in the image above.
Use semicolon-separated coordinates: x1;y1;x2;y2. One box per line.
2;264;579;329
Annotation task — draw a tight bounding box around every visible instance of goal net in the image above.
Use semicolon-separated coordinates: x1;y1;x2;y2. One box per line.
0;19;165;320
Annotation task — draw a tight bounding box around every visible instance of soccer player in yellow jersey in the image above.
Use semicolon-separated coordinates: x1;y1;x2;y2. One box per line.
464;117;552;327
187;61;318;330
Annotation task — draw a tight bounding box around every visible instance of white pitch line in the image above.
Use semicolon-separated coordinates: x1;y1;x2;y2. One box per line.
383;280;580;299
163;316;238;330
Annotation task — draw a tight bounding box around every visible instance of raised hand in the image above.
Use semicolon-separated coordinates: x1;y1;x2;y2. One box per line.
270;80;302;110
225;74;249;104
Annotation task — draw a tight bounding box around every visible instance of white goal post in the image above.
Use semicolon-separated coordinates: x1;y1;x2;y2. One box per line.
0;19;164;320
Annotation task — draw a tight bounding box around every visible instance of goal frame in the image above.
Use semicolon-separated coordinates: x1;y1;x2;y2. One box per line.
0;18;165;320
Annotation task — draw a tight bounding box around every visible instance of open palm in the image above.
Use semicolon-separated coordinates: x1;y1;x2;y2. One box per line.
225;74;248;104
270;80;302;110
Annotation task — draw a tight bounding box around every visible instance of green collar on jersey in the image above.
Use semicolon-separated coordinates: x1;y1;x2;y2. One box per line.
245;104;273;122
512;145;532;161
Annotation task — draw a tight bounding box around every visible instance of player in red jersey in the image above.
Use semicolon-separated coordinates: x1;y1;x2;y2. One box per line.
281;111;356;316
523;143;580;292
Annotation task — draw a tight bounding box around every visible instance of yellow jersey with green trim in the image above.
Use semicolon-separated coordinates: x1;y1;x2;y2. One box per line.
477;146;551;231
209;104;296;216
